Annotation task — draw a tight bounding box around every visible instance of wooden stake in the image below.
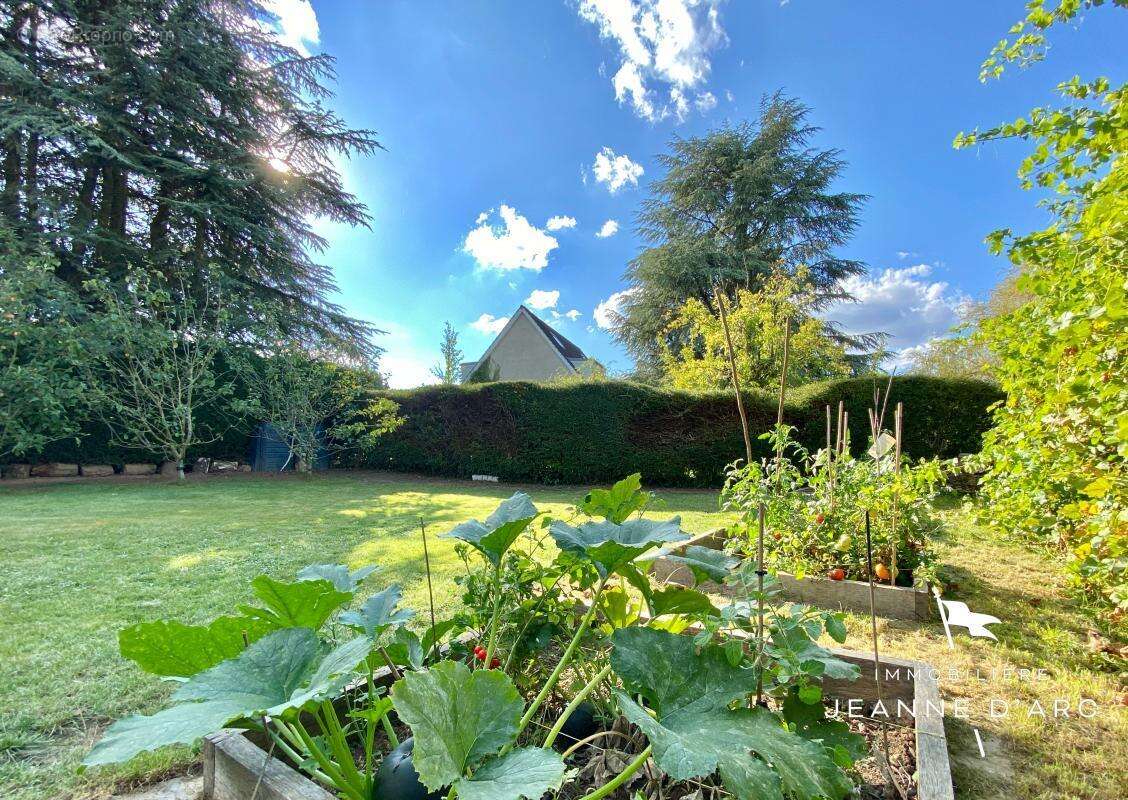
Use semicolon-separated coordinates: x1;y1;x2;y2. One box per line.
864;510;897;792
715;286;754;465
420;518;438;663
773;318;792;491
755;502;766;706
891;403;903;585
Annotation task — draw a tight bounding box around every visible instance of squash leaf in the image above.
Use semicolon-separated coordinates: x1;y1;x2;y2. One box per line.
86;629;372;766
582;473;649;523
239;576;353;630
611;628;853;800
297;563;379;592
443;492;539;566
339;584;414;637
457;747;567;800
662;544;738;584
118;615;272;678
549;517;688;576
390;661;523;791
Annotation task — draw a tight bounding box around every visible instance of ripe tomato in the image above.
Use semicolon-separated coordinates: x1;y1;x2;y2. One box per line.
874;563;892;582
828;568;845;581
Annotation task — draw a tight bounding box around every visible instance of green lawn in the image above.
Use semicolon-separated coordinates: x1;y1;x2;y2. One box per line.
0;471;731;800
1;473;1123;800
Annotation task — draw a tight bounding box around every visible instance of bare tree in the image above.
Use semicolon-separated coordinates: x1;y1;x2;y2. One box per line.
86;275;232;479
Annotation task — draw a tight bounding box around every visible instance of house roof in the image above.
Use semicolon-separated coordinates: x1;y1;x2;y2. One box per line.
524;306;587;360
462;305;589;382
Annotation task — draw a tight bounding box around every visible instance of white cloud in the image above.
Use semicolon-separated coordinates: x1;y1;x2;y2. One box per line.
596;219;620;238
694;91;717;112
546;215;577;231
578;0;728;122
463;205;559;271
470;313;510;335
565;309;583;321
548;308;583;323
821;264;966;366
594;287;639;329
261;0;320;55
896;250;919;260
592;147;644;193
524;289;560;310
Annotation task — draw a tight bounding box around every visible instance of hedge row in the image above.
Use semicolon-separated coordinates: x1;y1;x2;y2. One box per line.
359;376;1003;487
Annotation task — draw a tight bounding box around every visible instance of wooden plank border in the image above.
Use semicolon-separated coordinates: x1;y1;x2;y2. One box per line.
645;530;932;620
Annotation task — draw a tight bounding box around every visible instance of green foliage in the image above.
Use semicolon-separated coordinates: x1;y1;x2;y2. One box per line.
957;0;1127;622
85;628;373;766
0;229;87;460
0;0;381;353
240;575;354;630
390;662;566;799
338;584;415;637
236;343;404;471
443;492;540;566
363;377;1002;487
431;321;464;384
723;425;945;586
611;627;853;800
613;94;869;373
82;274;235;476
117;616;273;679
581;472;654;523
659;270;852;391
548;516;689;576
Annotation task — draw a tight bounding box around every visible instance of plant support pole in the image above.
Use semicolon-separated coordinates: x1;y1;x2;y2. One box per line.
714;285;754;465
864;511;896;791
420;518;439;662
891;403;903;585
755;501;766;706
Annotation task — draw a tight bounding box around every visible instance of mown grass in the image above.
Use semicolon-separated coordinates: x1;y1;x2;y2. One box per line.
0;471;730;800
0;473;1123;799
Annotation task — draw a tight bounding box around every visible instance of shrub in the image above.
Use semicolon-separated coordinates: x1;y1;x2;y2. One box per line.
361;376;1002;487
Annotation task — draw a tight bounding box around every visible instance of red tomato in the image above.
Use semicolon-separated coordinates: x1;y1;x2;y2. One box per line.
828;568;846;581
815;514;826;525
490;657;501;669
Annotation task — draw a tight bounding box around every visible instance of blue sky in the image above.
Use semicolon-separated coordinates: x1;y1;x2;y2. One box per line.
267;1;1126;387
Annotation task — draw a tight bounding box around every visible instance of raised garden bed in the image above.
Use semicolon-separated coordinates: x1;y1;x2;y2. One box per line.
648;530;933;620
202;647;954;800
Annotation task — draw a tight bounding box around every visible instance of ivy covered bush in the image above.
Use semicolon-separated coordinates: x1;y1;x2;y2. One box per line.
359;376;1001;487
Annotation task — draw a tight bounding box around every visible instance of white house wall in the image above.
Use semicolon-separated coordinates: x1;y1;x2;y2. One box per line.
482;312;574;381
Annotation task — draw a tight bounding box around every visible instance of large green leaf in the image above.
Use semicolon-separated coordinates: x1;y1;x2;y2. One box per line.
662;544;739;584
443;492;539;565
339;584;414;636
173;628;372;716
649;586;719;618
83;700;244;766
611;628;853;800
118;615;272;678
239;576;353;630
297;563;379;592
549;517;688;576
766;621;860;681
391;661;523;791
87;630;373;767
582;473;649;523
456;747;566;800
781;689;867;767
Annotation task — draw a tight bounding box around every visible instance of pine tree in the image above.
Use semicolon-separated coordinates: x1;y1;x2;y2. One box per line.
0;0;382;355
615;94;871;375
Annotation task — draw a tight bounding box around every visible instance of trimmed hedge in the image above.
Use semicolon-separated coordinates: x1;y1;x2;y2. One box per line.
360;376;1003;487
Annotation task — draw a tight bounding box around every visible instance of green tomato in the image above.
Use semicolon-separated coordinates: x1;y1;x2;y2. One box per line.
833;534;853;553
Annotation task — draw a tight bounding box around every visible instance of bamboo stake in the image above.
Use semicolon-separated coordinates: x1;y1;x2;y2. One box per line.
864;510;898;793
755;502;766;706
715;287;754;465
891;403;903;585
774;318;792;491
419;518;438;663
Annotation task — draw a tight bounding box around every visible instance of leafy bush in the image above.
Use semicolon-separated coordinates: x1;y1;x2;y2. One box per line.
362;376;1001;487
724;426;945;587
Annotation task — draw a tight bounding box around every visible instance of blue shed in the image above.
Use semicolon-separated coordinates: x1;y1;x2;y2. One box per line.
248;423;329;471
